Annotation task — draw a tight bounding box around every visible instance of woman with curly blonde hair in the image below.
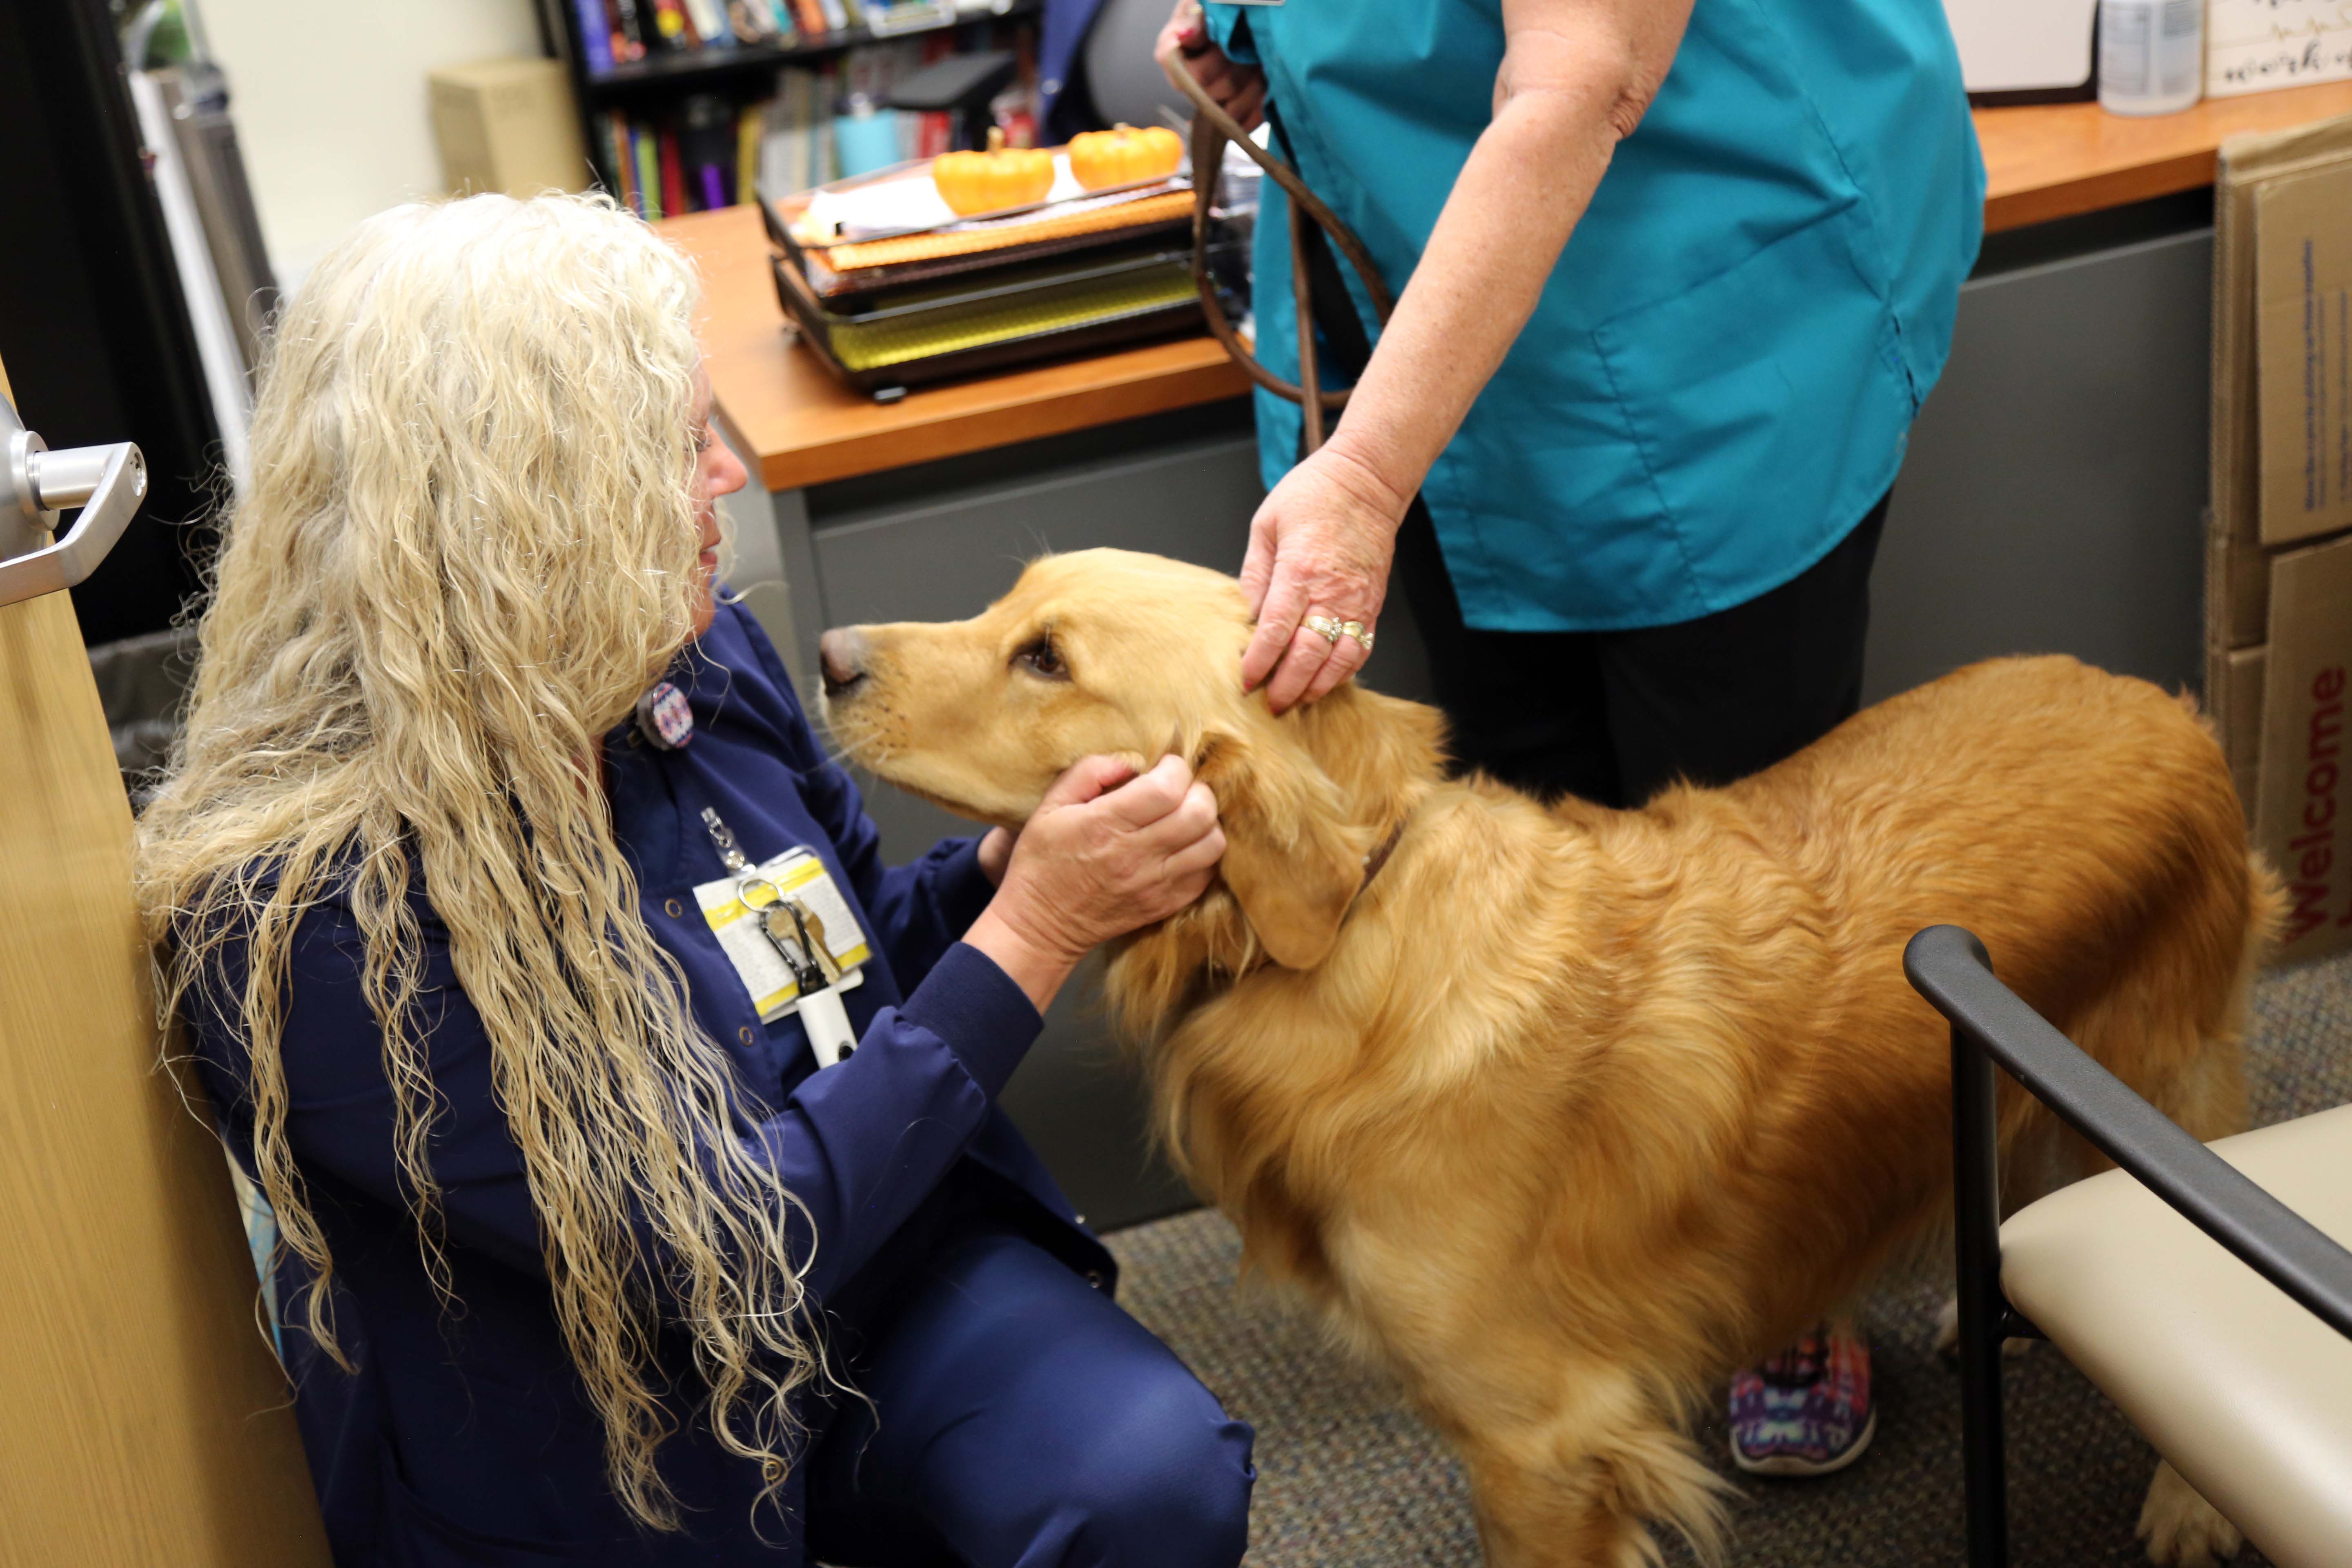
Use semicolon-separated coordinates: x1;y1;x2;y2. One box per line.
136;192;1250;1567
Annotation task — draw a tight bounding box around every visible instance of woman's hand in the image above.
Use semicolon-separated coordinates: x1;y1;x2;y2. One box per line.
1155;0;1265;130
1238;441;1410;713
964;754;1225;1012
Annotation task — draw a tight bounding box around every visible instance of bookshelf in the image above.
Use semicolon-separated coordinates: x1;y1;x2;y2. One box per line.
535;0;1045;211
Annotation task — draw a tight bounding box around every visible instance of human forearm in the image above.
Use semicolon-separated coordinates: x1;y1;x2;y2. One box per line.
963;902;1081;1014
1228;0;1692;708
1323;42;1645;506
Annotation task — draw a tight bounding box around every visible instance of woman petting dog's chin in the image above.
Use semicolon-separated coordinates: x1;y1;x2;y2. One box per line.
136;196;1249;1568
825;547;2275;1568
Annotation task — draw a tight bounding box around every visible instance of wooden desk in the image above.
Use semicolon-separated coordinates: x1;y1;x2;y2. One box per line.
1976;78;2352;233
669;80;2352;493
662;206;1250;494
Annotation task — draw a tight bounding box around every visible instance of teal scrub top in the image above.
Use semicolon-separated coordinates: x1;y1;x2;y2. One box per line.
1207;0;1984;632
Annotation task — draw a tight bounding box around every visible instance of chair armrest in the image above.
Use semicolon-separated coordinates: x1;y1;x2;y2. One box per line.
1903;924;2352;1342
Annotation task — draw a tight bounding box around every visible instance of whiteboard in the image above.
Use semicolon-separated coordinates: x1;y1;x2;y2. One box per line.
2209;0;2352;97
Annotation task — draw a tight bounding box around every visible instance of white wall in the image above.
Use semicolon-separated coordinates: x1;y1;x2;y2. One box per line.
200;0;546;288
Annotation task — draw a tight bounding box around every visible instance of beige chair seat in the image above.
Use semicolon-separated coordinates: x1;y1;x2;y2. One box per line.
2002;1103;2352;1568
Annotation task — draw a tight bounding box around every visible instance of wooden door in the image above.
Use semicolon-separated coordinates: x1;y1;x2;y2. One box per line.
0;360;330;1566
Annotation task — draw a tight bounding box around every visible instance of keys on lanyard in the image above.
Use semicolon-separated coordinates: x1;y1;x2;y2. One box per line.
699;808;861;1068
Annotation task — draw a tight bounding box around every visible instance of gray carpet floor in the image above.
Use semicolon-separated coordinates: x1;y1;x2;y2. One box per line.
1103;952;2352;1567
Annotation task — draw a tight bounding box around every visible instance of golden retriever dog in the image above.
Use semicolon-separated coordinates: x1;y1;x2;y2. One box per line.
818;548;2278;1567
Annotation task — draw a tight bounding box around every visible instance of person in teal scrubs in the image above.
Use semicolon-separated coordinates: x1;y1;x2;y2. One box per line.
1163;0;1981;1477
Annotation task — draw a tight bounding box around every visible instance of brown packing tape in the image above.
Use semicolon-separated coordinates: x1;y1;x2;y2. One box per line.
2230;506;2274;647
2205;502;2273;655
2227;644;2268;824
2207;511;2223;664
2256;531;2352;964
2214;143;2257;549
2253;161;2352;548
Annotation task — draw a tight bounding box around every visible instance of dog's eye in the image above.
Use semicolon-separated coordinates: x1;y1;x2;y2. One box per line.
1013;637;1068;681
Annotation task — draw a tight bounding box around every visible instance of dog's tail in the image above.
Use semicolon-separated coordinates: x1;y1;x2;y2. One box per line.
1605;1424;1735;1568
2246;847;2288;963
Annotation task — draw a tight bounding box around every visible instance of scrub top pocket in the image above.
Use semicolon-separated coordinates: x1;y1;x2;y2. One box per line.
1593;206;1918;618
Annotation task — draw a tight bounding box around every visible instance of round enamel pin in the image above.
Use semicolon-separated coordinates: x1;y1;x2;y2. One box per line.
635;681;695;750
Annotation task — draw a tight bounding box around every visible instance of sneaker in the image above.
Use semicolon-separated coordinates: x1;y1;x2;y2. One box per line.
1727;1319;1875;1477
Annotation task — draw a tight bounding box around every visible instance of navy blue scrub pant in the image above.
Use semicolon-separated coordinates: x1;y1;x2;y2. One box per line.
804;1182;1254;1568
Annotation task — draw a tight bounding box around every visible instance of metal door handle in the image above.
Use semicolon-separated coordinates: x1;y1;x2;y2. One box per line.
2;394;147;610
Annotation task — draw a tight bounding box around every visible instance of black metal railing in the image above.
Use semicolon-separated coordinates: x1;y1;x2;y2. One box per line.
1902;924;2352;1568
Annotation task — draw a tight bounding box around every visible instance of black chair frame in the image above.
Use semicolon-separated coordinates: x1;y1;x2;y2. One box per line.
1903;924;2352;1568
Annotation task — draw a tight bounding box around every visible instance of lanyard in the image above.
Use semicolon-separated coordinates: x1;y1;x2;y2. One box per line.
698;807;861;1066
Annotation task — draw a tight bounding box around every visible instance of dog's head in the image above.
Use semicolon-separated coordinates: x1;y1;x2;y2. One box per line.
819;548;1443;971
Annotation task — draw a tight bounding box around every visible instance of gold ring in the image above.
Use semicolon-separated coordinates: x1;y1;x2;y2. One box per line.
1305;615;1374;653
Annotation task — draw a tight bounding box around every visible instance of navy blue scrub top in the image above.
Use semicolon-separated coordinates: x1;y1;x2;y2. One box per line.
185;599;1112;1567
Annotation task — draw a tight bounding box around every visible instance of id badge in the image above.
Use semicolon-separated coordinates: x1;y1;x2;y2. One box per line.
693;849;871;1064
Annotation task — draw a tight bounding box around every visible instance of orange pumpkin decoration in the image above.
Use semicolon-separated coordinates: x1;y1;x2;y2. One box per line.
931;127;1055;217
1068;123;1186;191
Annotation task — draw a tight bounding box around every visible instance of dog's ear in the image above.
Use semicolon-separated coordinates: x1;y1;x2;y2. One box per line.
1194;724;1373;970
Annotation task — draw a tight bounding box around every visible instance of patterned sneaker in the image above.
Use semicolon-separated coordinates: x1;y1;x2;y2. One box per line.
1727;1319;1875;1477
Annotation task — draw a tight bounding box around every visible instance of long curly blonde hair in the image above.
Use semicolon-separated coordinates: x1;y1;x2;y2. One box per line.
135;193;818;1528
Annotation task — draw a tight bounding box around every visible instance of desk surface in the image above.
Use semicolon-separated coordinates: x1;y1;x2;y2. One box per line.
664;205;1251;492
671;79;2352;491
1978;78;2352;232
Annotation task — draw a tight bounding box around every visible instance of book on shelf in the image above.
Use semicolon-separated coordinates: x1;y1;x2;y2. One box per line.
597;98;777;219
651;0;693;50
657;127;689;216
680;0;735;48
582;13;1042;216
736;100;763;203
595;111;638;214
728;0;797;45
757;64;837;196
582;0;1024;76
574;0;614;71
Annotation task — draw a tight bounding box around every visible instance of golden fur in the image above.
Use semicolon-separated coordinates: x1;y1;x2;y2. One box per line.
824;548;2280;1566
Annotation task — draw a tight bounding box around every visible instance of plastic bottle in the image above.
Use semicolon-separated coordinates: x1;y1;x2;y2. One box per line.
2099;0;2205;117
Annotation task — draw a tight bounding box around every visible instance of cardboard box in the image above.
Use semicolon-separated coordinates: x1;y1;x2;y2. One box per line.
428;58;589;200
2211;116;2352;571
2254;160;2352;547
2255;532;2352;963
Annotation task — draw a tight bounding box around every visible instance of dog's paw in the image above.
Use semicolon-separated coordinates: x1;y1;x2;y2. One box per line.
1932;1296;2039;1363
2137;1461;2243;1567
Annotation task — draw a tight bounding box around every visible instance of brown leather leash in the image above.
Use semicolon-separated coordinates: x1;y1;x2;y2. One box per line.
1156;40;1395;456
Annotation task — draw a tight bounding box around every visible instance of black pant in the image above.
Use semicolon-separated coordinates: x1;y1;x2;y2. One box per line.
1393;491;1891;810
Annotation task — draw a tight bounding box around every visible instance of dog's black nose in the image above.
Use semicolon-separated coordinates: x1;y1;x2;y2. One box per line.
818;628;868;697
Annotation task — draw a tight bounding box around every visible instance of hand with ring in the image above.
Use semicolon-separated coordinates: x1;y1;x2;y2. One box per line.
1238;442;1410;713
1305;615;1374;654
